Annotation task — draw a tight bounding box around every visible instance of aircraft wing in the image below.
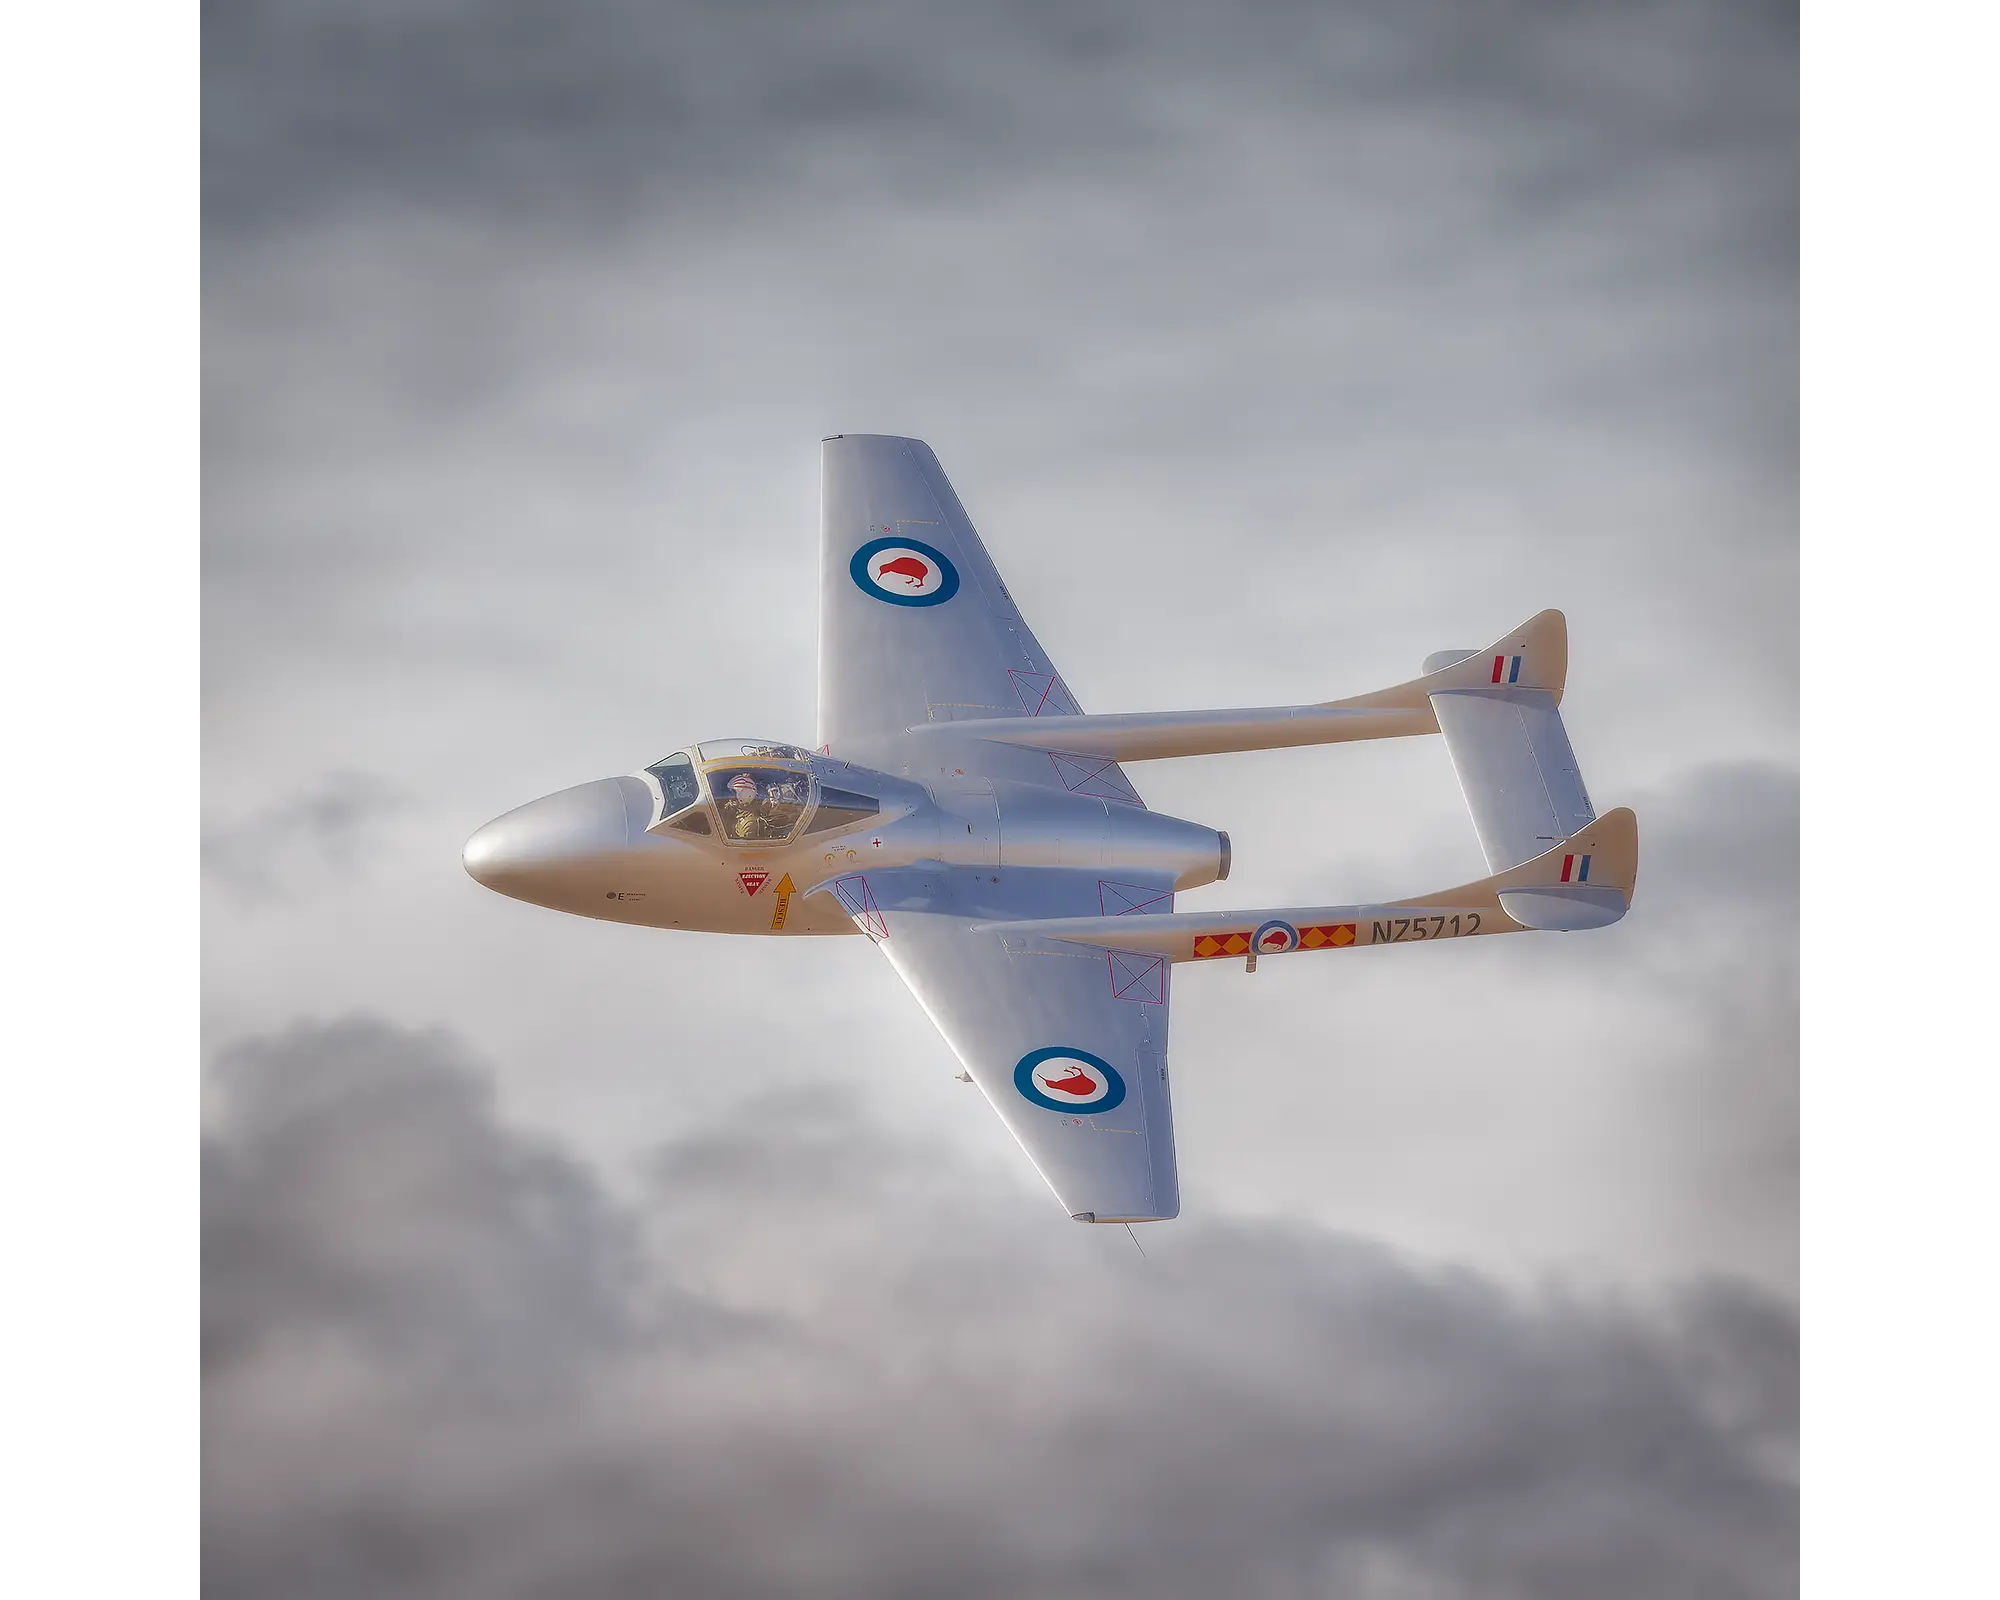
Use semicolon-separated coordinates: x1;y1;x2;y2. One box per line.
818;434;1145;804
822;864;1180;1223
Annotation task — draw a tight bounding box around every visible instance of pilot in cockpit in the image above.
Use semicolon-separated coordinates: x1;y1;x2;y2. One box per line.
714;766;808;842
647;745;856;846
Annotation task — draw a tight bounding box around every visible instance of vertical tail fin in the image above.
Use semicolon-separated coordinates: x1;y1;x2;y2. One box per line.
1484;807;1635;930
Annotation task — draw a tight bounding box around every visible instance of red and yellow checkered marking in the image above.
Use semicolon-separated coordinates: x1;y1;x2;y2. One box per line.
1193;923;1355;959
1300;923;1356;949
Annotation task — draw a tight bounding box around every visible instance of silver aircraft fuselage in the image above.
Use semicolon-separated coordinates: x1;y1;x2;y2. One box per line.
463;740;1229;937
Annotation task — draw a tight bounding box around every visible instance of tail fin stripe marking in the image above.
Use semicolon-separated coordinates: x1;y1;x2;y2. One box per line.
1560;854;1575;882
1490;655;1505;683
1507;654;1522;684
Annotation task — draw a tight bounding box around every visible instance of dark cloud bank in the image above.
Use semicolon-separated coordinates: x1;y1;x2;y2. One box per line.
206;1020;1795;1599
205;0;1795;239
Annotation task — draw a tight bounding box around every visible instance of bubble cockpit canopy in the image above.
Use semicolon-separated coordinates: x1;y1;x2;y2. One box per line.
641;741;880;847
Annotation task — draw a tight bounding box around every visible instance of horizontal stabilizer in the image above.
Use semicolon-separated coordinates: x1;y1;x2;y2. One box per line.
973;808;1637;961
905;610;1569;763
1432;687;1596;873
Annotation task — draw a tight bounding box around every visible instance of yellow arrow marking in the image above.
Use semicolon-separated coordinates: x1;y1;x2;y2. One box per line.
770;873;796;931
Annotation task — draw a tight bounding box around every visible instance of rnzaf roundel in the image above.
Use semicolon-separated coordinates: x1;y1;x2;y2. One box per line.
1014;1046;1127;1114
1252;918;1299;954
850;534;960;607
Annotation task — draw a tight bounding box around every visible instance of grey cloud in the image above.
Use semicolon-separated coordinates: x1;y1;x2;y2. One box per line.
1566;760;1799;1283
1627;760;1797;918
205;1019;1795;1599
204;1;1795;244
202;0;1795;722
1167;756;1797;1289
1517;757;1797;991
204;770;409;900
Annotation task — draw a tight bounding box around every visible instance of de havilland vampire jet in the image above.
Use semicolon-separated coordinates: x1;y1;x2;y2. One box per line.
465;434;1637;1225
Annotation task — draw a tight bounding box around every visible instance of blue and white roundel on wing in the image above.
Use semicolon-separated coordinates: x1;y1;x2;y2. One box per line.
1013;1047;1127;1114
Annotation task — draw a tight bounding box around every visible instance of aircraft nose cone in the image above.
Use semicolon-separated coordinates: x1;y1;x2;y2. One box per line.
464;778;637;900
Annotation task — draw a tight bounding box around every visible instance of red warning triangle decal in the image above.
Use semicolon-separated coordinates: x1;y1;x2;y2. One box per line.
737;871;770;896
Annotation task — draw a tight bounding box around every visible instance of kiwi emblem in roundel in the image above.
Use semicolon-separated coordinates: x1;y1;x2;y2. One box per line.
1014;1047;1126;1114
850;535;959;607
1252;919;1299;955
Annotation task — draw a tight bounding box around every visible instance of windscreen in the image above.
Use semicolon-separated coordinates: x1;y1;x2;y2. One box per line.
645;753;702;819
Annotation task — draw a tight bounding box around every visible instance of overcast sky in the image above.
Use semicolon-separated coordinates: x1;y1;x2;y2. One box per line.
204;2;1797;1593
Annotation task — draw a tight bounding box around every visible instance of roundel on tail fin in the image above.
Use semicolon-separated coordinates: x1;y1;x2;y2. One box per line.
851;536;959;607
